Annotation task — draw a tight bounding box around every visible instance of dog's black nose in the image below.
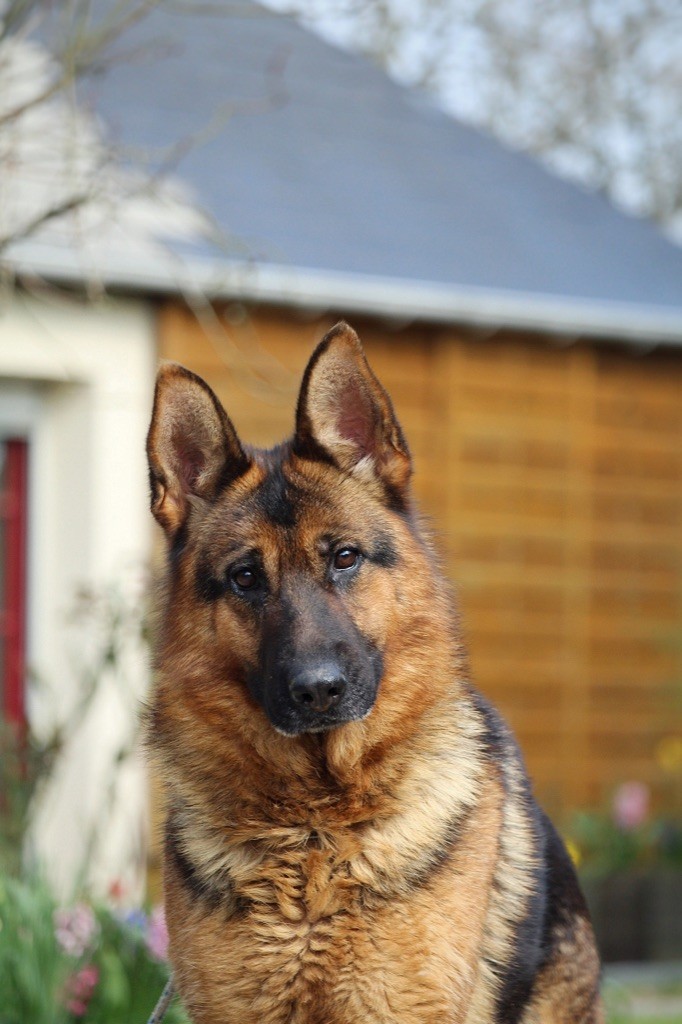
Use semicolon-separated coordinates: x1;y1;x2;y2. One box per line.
289;666;346;713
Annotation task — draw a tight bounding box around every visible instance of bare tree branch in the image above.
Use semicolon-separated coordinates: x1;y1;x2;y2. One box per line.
272;0;682;235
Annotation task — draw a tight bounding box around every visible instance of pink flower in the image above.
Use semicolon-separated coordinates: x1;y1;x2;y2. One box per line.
145;905;169;962
613;781;650;831
65;964;99;1017
108;878;127;904
54;903;99;958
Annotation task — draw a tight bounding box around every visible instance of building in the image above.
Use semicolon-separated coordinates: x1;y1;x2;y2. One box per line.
3;0;682;892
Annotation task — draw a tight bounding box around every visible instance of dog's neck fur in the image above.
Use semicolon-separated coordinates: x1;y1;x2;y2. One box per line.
154;624;488;913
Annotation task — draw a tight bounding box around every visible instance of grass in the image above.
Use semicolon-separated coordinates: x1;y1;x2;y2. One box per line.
603;966;682;1023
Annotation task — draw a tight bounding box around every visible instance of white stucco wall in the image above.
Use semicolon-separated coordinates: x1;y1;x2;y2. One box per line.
0;288;156;899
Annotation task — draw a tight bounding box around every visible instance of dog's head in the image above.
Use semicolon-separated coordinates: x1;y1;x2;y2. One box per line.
147;323;440;743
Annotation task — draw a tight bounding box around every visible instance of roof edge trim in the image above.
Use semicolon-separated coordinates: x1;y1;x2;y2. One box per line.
7;243;682;345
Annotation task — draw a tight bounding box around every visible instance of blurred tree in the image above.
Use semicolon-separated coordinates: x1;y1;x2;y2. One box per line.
0;0;207;261
269;0;682;239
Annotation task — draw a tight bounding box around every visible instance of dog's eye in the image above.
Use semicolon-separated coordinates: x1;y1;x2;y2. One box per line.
232;567;258;591
333;547;360;571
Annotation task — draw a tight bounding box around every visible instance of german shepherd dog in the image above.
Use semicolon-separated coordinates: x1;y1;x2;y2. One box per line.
146;323;603;1024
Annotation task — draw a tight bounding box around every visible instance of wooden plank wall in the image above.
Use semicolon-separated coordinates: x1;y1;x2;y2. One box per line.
158;301;682;820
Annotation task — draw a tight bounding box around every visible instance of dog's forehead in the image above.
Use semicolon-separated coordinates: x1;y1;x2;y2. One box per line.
248;457;306;530
203;448;371;545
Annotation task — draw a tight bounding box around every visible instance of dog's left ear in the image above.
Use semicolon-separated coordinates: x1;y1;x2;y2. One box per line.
294;322;411;501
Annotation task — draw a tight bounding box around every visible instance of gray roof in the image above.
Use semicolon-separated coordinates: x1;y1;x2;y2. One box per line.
15;0;682;341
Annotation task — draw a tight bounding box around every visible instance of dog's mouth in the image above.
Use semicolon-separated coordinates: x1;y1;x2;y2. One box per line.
271;703;374;738
266;689;377;737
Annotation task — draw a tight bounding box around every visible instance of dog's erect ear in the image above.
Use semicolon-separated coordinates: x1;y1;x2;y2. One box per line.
146;364;250;536
294;322;411;500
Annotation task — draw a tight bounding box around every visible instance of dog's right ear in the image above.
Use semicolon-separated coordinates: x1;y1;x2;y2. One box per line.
146;364;249;537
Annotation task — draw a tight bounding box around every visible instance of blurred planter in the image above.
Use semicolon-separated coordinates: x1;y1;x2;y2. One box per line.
581;869;682;963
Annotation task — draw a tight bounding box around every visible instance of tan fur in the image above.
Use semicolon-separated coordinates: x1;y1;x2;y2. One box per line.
519;918;605;1024
147;324;602;1023
166;774;505;1024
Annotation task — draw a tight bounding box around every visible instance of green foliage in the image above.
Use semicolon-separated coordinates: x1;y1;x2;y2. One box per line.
568;810;682;876
563;779;682;876
0;720;61;877
0;875;71;1024
0;582;149;880
0;873;190;1024
0;583;191;1021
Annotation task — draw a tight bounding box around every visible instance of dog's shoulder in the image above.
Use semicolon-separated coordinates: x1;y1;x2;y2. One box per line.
464;688;601;1022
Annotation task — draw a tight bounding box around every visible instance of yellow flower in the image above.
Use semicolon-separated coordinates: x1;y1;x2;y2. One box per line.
565;839;582;867
655;736;682;774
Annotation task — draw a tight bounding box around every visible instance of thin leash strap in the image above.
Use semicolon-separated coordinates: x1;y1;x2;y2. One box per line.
146;976;176;1024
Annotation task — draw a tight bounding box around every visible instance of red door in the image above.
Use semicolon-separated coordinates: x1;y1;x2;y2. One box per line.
0;439;28;726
